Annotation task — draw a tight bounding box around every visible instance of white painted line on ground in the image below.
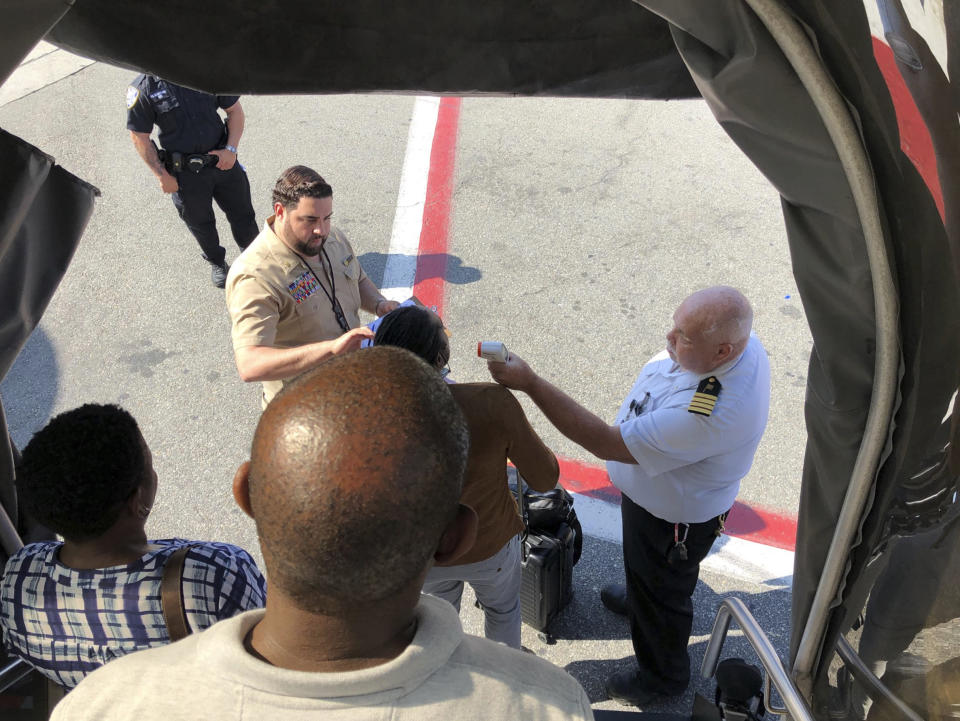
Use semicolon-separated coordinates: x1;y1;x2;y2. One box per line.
381;96;440;300
572;491;794;588
570;493;622;544
703;535;794;588
0;46;95;108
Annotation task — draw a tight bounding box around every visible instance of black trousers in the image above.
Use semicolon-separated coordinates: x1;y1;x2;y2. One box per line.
621;495;725;694
171;163;258;265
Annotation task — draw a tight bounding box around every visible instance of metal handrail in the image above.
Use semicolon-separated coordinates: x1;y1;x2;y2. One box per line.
701;597;814;721
836;636;923;721
0;497;23;558
0;657;34;694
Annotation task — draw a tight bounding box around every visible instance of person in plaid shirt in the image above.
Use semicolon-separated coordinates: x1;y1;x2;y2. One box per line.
0;404;266;689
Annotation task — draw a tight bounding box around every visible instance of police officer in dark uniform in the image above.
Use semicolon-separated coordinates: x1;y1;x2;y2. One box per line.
127;76;258;287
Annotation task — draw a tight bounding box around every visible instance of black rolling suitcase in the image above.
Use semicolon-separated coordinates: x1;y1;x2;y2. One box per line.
514;471;578;634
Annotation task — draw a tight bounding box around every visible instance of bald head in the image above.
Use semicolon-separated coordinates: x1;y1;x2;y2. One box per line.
684;286;753;345
247;346;469;613
666;286;753;374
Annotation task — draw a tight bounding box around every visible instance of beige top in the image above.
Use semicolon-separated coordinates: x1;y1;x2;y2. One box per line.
52;596;594;721
225;217;368;403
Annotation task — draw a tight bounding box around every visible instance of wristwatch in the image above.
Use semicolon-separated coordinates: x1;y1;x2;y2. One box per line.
224;144;238;154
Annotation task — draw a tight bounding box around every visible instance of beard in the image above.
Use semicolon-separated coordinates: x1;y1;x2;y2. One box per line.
278;220;325;257
293;235;325;256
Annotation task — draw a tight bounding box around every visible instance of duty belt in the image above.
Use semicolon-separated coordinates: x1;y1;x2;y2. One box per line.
161;151;218;174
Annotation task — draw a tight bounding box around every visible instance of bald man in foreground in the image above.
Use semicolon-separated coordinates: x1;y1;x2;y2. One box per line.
488;286;771;708
53;347;593;721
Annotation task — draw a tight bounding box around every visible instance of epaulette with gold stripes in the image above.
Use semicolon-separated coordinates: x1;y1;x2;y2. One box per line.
688;376;722;416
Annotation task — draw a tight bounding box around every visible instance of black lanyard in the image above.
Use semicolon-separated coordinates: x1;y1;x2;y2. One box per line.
291;247;350;333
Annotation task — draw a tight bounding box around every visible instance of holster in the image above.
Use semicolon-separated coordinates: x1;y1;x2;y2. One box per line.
167;151;184;173
152;140;183;173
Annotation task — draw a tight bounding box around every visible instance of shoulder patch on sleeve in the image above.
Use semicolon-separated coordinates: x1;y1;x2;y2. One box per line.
688;376;722;416
126;85;140;109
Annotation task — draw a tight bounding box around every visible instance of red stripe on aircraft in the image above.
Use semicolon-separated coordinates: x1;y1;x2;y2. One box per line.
413;95;798;553
872;37;944;219
413;97;461;320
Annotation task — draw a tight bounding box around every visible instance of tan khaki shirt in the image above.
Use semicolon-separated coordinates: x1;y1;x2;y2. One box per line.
225;217;368;403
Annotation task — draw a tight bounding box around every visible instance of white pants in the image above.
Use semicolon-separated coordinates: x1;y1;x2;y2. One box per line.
423;535;522;648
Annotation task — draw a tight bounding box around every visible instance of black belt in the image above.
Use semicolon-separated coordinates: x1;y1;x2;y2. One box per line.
162;151;218;174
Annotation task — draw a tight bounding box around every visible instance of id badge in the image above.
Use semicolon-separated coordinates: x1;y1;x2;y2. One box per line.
150;84;181;114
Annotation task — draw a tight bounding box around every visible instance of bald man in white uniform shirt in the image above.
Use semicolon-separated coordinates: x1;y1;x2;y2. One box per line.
487;286;770;708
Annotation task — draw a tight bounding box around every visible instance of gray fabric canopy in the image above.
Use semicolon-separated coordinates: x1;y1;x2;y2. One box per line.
1;1;956;714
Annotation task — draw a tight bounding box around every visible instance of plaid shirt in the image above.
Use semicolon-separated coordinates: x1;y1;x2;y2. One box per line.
0;538;266;689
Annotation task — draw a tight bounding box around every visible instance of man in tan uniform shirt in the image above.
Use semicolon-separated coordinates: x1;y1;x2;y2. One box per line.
226;165;398;405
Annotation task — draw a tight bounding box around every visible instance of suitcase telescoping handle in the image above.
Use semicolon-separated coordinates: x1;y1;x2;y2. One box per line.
515;469;529;562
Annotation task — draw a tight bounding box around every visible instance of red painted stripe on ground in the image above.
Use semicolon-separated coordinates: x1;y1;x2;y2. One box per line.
413;97;461;319
558;456;797;551
725;501;797;551
411;95;798;554
558;457;621;503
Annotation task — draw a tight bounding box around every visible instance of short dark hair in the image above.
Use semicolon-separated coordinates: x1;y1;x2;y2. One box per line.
373;306;449;369
272;165;333;210
248;347;468;613
18;404;147;541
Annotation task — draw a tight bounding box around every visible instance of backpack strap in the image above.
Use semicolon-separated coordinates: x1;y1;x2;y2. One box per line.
161;544;194;642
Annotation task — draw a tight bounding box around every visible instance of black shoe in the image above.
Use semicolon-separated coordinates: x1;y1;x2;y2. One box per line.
210;260;229;288
600;583;628;616
605;670;665;707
